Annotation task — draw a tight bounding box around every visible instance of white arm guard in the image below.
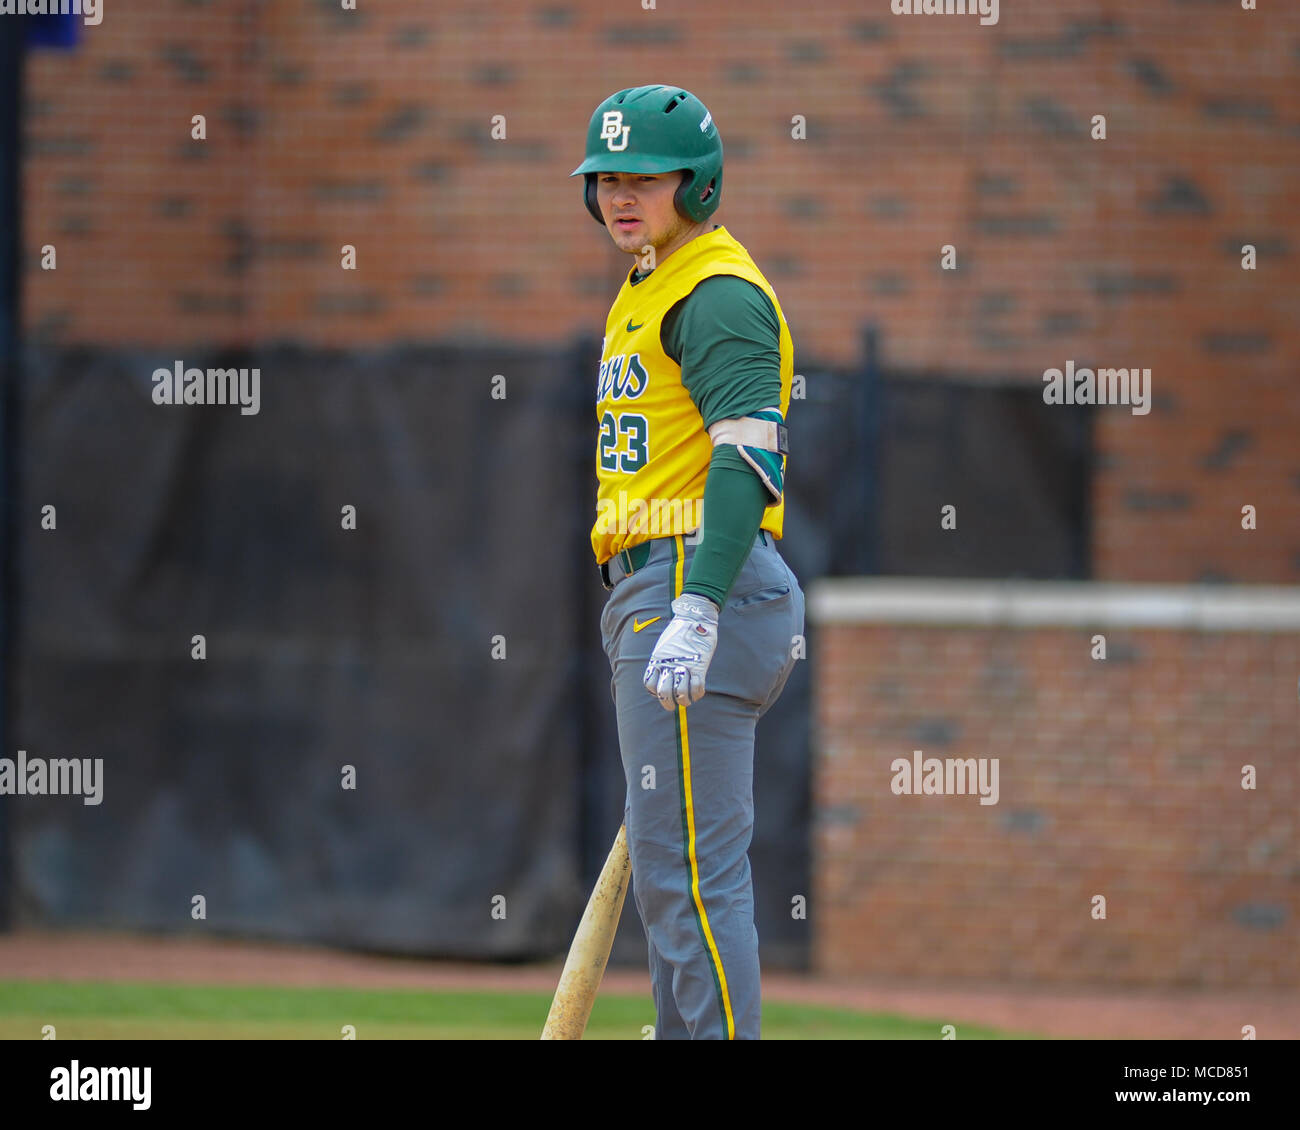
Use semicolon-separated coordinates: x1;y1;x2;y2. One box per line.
707;405;788;503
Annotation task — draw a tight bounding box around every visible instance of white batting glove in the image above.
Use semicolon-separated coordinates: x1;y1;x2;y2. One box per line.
642;594;720;711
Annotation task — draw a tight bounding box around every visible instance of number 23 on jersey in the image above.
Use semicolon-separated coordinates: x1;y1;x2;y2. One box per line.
597;352;650;474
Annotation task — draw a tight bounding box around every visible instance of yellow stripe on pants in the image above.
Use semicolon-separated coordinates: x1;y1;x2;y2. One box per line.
672;534;736;1040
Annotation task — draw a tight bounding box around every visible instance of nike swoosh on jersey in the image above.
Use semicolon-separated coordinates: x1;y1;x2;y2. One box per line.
626;319;645;332
632;616;662;632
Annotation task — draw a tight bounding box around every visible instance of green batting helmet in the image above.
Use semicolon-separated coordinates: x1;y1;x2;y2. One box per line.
570;85;723;226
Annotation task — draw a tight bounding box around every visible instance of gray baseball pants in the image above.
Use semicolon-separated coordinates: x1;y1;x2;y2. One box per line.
599;530;804;1040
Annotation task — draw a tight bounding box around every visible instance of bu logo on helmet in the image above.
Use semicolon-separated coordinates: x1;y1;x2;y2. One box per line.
600;110;631;152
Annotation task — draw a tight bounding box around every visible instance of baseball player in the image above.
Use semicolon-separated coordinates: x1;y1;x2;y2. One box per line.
571;85;805;1040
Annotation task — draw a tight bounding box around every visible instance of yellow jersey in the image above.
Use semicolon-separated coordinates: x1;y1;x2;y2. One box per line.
591;225;793;565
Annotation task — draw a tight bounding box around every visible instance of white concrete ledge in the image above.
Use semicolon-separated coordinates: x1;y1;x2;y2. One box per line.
806;578;1300;631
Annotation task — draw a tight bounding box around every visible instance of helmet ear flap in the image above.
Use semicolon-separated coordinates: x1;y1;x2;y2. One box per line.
673;171;693;222
676;172;717;223
674;171;719;224
583;174;605;225
676;169;707;221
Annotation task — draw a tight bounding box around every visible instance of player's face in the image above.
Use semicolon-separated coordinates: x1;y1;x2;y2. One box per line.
596;172;699;263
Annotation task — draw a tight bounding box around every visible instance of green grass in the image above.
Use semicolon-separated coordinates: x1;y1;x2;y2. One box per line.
0;980;1036;1040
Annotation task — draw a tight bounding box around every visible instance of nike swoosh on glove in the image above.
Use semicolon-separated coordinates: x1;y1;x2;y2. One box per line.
642;594;720;711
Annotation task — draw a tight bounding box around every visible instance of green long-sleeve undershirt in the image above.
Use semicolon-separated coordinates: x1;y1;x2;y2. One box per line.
680;444;772;609
628;258;785;608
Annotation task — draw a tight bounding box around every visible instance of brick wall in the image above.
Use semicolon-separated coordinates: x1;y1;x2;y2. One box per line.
811;579;1300;987
19;0;1300;580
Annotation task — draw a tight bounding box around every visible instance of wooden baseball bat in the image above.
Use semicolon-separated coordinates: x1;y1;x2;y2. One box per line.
540;823;631;1040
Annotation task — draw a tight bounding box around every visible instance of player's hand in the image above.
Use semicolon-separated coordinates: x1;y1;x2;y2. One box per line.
642;594;720;711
